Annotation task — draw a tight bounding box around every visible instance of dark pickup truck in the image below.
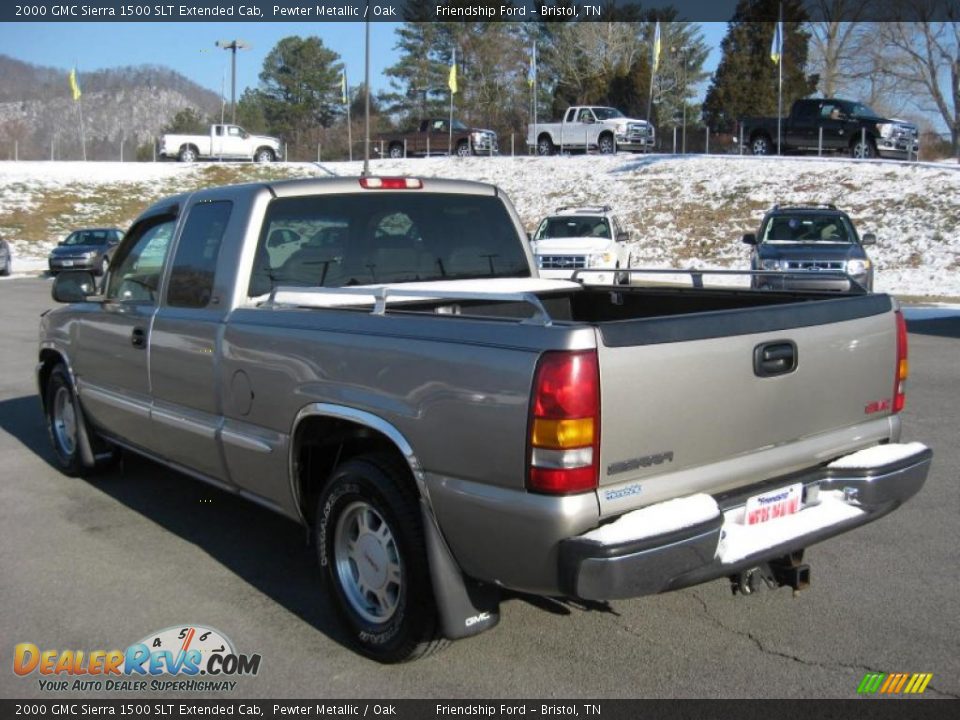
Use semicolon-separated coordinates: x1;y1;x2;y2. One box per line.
377;118;498;158
739;98;919;160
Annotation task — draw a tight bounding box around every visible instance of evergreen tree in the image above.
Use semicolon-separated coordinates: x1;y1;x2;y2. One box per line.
702;0;818;133
257;36;342;143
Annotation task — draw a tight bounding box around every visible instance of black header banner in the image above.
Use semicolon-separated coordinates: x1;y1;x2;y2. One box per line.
0;700;956;720
2;0;956;23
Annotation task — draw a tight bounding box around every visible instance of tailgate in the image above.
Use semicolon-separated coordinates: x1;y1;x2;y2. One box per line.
596;295;898;516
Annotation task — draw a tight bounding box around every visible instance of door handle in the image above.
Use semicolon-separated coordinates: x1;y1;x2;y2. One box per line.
131;327;146;348
754;341;797;377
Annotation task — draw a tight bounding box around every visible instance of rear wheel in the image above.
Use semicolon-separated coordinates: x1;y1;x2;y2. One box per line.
0;254;10;276
751;135;772;156
178;146;197;163
315;453;447;663
536;136;555;156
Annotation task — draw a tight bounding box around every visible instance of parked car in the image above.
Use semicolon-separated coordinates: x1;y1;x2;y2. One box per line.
40;176;928;663
158;124;281;163
738;98;919;160
0;235;11;276
376;118;498;158
530;205;633;285
743;204;875;291
528;106;656;155
48;227;124;276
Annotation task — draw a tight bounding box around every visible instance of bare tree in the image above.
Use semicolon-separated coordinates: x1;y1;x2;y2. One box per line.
806;0;872;96
875;5;959;154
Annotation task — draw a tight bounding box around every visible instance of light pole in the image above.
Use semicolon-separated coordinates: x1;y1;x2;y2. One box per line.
671;45;689;154
362;3;371;177
215;39;249;124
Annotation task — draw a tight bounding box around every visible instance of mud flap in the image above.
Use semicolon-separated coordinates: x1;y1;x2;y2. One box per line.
420;501;500;640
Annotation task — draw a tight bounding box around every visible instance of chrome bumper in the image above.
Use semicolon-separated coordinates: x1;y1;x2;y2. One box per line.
559;443;932;600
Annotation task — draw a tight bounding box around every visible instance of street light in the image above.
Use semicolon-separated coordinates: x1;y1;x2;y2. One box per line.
671;45;689;154
215;39;249;124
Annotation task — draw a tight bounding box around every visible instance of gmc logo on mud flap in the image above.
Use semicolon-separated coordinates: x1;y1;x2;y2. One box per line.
465;612;491;628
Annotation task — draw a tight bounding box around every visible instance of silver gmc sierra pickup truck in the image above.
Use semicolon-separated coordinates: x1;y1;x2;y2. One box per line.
38;176;931;662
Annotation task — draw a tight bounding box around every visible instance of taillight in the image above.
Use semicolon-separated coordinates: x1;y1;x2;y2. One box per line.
893;310;908;412
358;177;423;189
527;350;600;494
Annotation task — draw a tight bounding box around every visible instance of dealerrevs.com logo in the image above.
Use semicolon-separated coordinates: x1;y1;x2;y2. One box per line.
13;625;261;692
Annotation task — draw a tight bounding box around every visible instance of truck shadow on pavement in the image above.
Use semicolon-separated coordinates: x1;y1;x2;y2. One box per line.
0;394;355;654
905;316;960;339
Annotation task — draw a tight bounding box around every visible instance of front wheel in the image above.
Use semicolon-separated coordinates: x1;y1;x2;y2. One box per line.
456;141;472;157
851;137;876;159
45;364;116;475
254;147;275;163
315;453;446;663
598;134;616;154
0;255;10;276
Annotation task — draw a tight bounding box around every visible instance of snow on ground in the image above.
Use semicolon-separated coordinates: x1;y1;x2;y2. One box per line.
1;154;958;297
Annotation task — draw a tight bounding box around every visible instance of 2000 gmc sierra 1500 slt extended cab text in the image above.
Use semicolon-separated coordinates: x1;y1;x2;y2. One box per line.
38;176;931;662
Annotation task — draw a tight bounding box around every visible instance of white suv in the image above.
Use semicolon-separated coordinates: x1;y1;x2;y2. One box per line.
530;206;633;285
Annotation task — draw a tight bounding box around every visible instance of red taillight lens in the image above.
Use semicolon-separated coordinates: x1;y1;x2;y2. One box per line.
527;351;600;495
893;310;908;412
358;177;423;189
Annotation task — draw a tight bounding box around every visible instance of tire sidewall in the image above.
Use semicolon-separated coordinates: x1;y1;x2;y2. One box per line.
45;366;83;474
315;463;428;660
456;142;471;157
389;144;403;159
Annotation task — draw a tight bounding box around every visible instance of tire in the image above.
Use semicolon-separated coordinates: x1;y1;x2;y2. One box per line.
455;141;472;157
315;453;447;663
0;255;10;277
96;257;108;277
751;135;772;156
536;136;555;156
851;137;876;159
254;147;275;163
44;364;116;476
598;134;616;155
388;143;404;159
178;146;197;163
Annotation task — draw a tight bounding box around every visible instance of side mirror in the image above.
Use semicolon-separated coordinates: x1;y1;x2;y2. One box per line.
861;233;876;245
742;233;758;246
616;231;630;243
52;271;97;303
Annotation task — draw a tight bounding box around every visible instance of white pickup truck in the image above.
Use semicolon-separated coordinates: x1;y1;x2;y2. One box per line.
528;106;656;155
158;124;281;163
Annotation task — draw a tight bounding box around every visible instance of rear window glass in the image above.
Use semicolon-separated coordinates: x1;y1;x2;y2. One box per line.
249;192;530;295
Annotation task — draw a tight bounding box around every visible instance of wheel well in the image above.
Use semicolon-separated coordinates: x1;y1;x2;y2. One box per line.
293;415;417;526
537;132;553;144
750;131;771;144
37;349;66;412
849;132;876;146
179;143;199;155
254;145;274;157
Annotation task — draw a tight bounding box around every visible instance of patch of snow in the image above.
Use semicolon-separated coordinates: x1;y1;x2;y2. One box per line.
578;494;719;546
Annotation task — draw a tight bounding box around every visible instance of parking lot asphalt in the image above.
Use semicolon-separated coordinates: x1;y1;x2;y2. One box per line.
1;277;957;699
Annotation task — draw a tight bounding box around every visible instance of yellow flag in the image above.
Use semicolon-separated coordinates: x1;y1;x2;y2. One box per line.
69;68;81;101
448;51;458;95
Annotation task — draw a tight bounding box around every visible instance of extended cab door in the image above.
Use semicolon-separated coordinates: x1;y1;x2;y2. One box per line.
149;198;235;482
221;126;249;158
785;100;818;149
73;212;178;451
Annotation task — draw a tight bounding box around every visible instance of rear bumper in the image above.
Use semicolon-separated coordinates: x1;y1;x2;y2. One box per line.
559;443;931;601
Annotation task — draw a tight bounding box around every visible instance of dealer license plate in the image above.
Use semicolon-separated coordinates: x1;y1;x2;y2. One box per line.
60;260;74;267
743;483;802;525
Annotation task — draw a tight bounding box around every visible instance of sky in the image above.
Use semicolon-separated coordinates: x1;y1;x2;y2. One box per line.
0;21;729;104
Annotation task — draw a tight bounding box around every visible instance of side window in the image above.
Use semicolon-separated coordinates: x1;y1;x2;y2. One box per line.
167;201;233;308
106;217;177;304
215;126;224;136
